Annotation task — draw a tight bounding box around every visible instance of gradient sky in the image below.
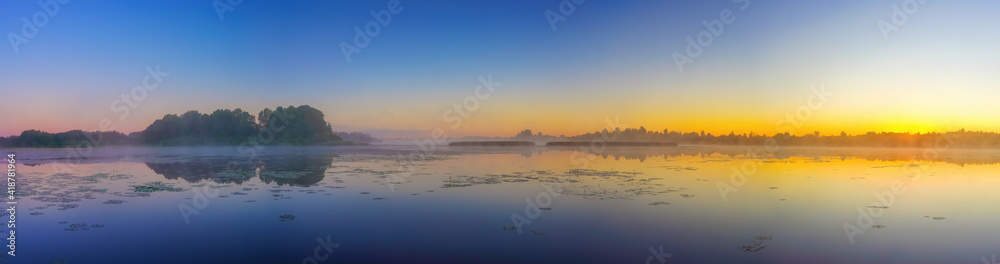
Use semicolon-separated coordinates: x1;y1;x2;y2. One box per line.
1;0;998;138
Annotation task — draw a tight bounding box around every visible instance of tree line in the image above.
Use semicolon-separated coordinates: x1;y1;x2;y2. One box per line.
0;105;377;147
513;127;1000;148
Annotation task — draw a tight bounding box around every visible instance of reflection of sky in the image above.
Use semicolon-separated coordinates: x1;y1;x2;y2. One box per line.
1;1;999;137
14;147;1000;263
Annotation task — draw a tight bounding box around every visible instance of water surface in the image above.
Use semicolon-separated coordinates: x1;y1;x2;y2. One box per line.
8;146;1000;263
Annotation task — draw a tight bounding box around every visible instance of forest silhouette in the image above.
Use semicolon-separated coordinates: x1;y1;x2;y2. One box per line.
0;105;371;147
509;127;1000;149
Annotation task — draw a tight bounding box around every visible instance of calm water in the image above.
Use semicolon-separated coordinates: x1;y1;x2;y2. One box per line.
6;145;1000;263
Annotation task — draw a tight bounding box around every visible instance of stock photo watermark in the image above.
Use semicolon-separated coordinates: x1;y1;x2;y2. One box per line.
672;0;750;73
6;154;16;257
301;235;341;264
842;126;958;244
213;0;243;22
717;84;831;202
508;117;626;234
52;65;170;174
983;254;998;264
544;0;588;31
387;74;501;191
340;0;411;63
7;0;71;54
645;244;673;264
877;0;929;41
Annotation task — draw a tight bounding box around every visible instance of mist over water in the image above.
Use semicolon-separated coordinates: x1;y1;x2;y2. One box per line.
11;146;999;263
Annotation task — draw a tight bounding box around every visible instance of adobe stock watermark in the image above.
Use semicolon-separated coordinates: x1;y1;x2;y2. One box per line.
645;244;673;264
213;0;243;22
842;126;958;244
544;0;587;31
52;65;170;174
508;116;626;234
877;0;928;41
672;0;750;73
983;254;998;264
386;74;501;191
717;84;832;202
301;235;341;264
340;0;411;63
7;0;71;54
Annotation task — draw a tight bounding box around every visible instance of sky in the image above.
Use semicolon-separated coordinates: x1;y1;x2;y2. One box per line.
1;0;999;138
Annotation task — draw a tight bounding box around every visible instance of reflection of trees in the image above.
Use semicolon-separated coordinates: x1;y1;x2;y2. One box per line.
146;157;254;184
557;147;1000;166
145;154;334;186
256;155;330;186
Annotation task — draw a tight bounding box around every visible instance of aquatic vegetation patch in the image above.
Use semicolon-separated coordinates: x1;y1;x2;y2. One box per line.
131;182;184;193
279;214;296;221
658;166;699;171
738;236;772;253
84;173;133;182
64;223;91;231
442;183;473;188
74;186;108;193
102;200;127;205
648;202;670;206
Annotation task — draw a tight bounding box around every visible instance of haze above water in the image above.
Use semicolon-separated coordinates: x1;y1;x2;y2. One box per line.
10;146;1000;263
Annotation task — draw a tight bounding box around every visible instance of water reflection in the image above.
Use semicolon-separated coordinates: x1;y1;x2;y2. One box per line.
544;146;1000;165
144;154;334;186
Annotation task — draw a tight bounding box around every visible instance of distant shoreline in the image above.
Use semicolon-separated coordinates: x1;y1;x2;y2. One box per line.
446;141;679;147
0;141;369;149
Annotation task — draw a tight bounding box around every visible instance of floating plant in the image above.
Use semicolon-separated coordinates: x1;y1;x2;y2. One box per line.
131;182;184;193
102;200;126;205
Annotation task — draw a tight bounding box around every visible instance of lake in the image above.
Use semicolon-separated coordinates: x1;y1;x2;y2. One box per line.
7;145;1000;263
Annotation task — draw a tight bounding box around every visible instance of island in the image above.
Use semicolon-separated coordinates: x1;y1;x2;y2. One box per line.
0;105;377;147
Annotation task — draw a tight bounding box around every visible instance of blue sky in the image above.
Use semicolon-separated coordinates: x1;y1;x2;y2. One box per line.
1;0;998;137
